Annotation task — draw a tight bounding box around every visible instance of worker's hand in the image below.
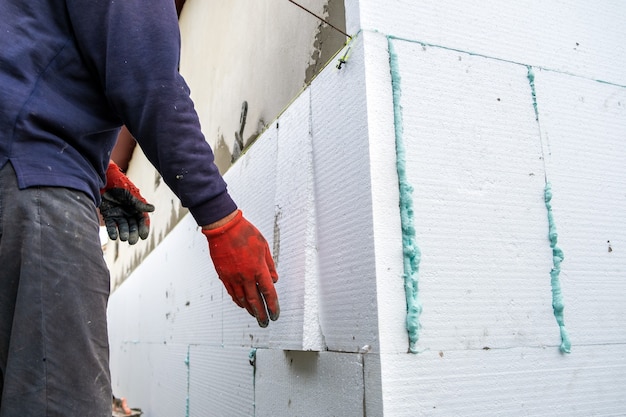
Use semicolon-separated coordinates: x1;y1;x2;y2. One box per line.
100;161;155;245
202;210;280;327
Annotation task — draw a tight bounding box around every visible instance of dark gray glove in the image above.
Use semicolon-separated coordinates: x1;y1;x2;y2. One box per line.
100;188;155;245
99;161;155;245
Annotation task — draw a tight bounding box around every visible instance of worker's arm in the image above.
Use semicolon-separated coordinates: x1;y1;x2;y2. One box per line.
108;0;185;171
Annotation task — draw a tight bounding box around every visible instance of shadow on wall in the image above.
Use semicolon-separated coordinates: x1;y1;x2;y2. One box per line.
286;350;321;375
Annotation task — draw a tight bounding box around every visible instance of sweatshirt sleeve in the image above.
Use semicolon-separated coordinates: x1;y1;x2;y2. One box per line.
65;0;236;226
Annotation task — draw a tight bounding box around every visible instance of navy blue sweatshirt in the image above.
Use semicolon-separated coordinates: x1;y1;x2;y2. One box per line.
0;0;236;226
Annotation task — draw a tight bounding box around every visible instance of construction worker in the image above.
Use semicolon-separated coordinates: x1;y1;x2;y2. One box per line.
0;0;279;415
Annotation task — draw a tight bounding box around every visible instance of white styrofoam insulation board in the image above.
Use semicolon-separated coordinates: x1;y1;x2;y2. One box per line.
380;344;626;416
391;38;556;353
368;18;626;417
255;350;365;417
358;0;626;86
535;70;626;347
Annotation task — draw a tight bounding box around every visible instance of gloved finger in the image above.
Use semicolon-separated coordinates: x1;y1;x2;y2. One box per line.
220;277;245;309
131;199;155;213
265;246;279;284
127;216;139;245
117;217;130;242
104;217;119;240
241;294;257;320
138;213;150;240
257;270;280;322
244;279;270;328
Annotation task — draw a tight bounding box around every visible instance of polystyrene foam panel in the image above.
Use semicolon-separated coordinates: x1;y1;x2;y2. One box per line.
110;343;189;417
268;89;326;350
188;346;254;417
380;344;626;416
533;70;626;346
108;214;223;347
359;0;626;85
309;35;381;353
389;38;559;352
255;349;365;416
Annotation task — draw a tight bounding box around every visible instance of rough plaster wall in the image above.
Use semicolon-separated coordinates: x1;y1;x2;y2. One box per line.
359;0;626;86
104;0;347;289
177;0;347;173
354;0;626;415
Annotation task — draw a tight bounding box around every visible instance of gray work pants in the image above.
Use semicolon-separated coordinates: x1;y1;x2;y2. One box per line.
0;163;112;416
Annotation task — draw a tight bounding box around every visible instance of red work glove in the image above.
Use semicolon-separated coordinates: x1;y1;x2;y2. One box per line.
202;210;280;327
100;161;155;245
